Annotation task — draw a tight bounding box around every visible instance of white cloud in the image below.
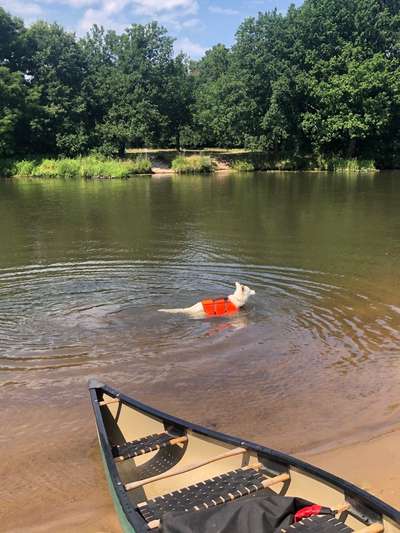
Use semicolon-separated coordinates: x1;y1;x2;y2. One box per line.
181;17;200;28
103;0;130;14
3;0;205;48
174;36;205;57
208;5;240;15
36;0;198;14
75;0;199;33
59;0;99;6
67;0;98;6
132;0;198;16
1;0;43;17
39;0;99;6
79;6;127;31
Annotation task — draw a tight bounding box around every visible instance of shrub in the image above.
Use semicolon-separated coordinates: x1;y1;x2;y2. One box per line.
323;158;376;172
0;158;17;177
231;160;255;171
78;156;152;178
80;158;109;178
130;157;152;174
275;159;295;170
3;156;153;179
79;157;107;178
56;158;81;178
171;155;214;174
13;160;37;176
34;159;59;177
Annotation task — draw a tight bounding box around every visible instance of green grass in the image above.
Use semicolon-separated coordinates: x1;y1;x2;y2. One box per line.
130;157;153;174
54;158;81;178
78;158;133;179
319;157;376;172
1;156;152;178
231;160;255;171
171;155;214;174
13;160;38;176
34;159;60;177
0;153;379;178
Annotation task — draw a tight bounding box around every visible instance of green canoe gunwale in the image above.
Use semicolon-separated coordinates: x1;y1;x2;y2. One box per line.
98;438;136;532
89;380;144;532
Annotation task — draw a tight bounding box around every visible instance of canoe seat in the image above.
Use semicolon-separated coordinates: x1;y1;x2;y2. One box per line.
280;515;353;532
112;432;186;461
138;465;271;525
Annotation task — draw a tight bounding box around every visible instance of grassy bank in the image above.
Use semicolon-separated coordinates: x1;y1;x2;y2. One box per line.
128;149;378;173
0;156;152;178
215;152;377;172
0;152;379;179
171;155;214;174
318;157;376;172
231;160;255;171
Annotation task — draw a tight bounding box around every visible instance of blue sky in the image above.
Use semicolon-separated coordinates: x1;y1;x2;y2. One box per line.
1;0;303;57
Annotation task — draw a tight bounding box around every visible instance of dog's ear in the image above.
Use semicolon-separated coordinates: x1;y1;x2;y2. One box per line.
235;281;241;290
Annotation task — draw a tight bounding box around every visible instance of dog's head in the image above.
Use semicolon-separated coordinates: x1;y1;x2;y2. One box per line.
234;282;256;306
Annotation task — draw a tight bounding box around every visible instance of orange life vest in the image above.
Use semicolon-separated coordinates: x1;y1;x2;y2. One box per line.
202;298;239;316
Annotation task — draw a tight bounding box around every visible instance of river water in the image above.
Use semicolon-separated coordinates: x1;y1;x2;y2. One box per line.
1;172;400;528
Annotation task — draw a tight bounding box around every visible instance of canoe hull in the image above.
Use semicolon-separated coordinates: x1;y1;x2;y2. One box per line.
97;432;136;533
88;379;400;533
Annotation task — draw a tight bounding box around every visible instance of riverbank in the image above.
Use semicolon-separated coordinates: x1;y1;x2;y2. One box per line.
303;425;400;508
0;151;380;179
0;156;152;179
128;149;379;173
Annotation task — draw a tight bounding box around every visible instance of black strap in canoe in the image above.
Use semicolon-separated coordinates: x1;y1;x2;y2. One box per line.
112;432;186;461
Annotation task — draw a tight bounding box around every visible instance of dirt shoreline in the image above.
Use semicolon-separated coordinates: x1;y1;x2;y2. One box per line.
303;426;400;509
2;398;398;532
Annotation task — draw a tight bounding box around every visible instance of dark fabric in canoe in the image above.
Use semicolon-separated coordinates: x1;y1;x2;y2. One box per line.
160;489;337;533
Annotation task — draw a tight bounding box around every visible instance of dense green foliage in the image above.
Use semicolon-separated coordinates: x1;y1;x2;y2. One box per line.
0;8;191;158
0;156;151;178
1;0;400;166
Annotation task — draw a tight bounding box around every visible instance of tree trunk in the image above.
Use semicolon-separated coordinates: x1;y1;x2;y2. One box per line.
348;139;356;159
118;141;126;158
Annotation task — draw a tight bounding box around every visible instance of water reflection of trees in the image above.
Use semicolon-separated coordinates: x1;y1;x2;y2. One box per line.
1;173;399;289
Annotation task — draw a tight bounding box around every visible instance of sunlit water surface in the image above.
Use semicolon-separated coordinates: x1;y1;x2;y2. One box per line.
1;172;400;454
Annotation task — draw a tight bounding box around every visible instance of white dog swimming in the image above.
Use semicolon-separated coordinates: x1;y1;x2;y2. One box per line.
158;282;255;317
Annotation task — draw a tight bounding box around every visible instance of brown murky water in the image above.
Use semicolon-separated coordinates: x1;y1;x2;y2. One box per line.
1;172;400;530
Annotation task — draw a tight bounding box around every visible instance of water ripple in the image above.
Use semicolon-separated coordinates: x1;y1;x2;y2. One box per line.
1;259;400;387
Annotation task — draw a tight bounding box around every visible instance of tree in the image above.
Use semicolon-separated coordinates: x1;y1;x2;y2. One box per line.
195;44;230;84
24;21;89;155
82;22;191;154
1;2;400;163
193;76;256;147
158;54;193;149
0;7;25;70
0;67;27;156
295;0;400;159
